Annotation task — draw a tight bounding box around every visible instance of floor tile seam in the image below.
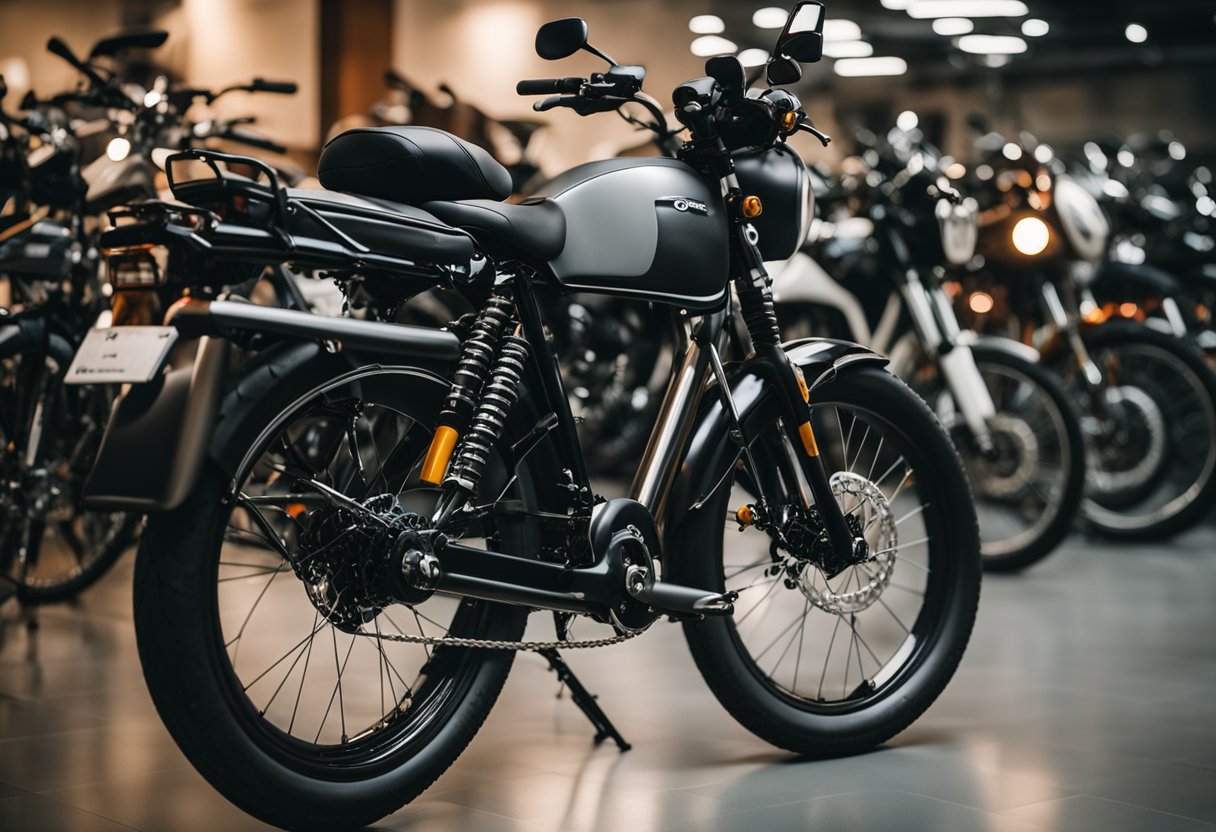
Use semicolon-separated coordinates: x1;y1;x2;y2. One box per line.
25;762;196;797
996;791;1216;827
4;789;146;831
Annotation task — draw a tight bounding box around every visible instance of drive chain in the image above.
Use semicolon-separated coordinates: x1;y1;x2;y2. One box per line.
356;627;644;652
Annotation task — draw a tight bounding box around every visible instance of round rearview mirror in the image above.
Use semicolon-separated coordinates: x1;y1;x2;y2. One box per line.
536;18;589;61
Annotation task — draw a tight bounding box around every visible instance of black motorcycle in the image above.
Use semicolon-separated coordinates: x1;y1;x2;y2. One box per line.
82;7;980;828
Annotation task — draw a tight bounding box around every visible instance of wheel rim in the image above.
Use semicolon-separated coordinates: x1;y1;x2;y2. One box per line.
720;399;953;713
1079;342;1216;530
936;361;1075;559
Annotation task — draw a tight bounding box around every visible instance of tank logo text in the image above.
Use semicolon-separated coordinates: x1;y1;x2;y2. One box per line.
658;196;709;216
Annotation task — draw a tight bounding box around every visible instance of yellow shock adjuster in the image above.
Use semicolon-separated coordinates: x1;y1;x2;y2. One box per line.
420;425;459;485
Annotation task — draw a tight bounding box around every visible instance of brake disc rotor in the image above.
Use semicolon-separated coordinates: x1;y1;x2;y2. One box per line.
1087;384;1167;496
971;413;1040;500
797;472;897;615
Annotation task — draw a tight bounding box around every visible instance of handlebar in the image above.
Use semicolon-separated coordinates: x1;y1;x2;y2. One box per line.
223;127;287;155
249;78;297;95
516;77;584;96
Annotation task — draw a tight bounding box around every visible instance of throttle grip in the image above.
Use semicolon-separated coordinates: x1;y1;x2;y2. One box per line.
251;78;298;95
516;77;582;95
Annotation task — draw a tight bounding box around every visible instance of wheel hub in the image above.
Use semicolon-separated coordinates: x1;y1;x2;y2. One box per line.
1087;385;1166;495
794;473;897;615
294;494;427;633
971;413;1040;500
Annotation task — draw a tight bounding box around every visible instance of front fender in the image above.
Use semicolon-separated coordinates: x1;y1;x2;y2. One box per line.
663;338;887;536
1095;261;1185;299
960;331;1042;365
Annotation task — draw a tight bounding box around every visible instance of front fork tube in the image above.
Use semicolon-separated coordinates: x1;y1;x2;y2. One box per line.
730;228;861;562
900;272;996;453
1041;281;1106;415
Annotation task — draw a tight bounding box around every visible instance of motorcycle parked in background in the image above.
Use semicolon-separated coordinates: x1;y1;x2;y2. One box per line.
773;132;1086;571
955;133;1216;540
0;30;299;603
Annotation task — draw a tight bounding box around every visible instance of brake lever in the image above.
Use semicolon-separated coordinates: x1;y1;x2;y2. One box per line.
797;121;832;147
533;96;619;116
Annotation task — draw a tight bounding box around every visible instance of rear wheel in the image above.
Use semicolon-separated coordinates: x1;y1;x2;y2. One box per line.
134;366;542;831
670;368;980;756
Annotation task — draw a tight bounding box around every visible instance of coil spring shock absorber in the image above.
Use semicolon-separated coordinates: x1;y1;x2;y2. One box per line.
420;294;515;485
445;333;530;492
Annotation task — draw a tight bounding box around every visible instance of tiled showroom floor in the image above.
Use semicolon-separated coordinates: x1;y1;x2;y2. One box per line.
1;524;1214;831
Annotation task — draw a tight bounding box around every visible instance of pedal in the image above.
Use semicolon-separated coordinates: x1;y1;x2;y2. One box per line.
629;580;736;617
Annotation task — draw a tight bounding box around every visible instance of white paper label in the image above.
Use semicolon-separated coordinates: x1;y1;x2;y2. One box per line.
65;326;179;385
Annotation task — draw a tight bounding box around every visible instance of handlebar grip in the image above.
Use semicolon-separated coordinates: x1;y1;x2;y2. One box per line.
251;78;297;95
225;127;287;155
516;78;582;96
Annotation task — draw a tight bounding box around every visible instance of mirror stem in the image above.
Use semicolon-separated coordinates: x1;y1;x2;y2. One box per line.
582;43;618;66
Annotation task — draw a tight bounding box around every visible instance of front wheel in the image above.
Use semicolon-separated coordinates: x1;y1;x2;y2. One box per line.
669;367;981;757
915;345;1087;572
1066;325;1216;541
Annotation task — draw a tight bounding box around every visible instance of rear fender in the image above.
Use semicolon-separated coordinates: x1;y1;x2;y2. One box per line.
83;337;458;512
663;338;887;538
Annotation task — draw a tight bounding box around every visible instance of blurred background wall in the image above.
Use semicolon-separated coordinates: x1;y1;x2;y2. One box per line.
1;0;1213;173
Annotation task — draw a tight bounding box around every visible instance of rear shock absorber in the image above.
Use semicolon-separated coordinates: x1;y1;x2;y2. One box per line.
445;333;530;493
419;294;514;485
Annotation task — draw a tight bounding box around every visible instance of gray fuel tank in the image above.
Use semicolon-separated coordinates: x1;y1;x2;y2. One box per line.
534;158;728;310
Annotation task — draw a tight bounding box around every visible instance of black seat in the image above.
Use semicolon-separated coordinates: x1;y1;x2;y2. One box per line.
317;126;512;205
421;198;566;262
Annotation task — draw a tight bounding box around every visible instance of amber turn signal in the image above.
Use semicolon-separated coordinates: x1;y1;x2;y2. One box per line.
781;110;799;133
742;196;763;218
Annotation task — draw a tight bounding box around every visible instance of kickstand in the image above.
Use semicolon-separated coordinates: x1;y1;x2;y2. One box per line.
538;648;631;752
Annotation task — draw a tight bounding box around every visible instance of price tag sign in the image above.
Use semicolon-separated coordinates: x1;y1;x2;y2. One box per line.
65;326;179;385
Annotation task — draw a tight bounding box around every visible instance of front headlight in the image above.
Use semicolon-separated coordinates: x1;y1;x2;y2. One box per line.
1012;215;1051;256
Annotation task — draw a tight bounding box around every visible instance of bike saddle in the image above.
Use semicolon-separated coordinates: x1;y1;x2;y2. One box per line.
422;198;566;262
318;126;512;205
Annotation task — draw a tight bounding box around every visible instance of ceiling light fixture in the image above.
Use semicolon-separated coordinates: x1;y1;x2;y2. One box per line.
1125;23;1148;43
958;34;1028;54
823;40;874;58
752;7;788;29
932;17;974;35
907;1;1028;19
689;14;725;34
691;35;738;56
738;48;770;67
1021;18;1049;36
833;56;908;77
880;0;913;9
823;19;863;41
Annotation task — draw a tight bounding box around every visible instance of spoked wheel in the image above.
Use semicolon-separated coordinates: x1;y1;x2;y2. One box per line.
670;368;980;756
0;346;138;604
1069;326;1216;540
134;368;536;831
916;345;1086;572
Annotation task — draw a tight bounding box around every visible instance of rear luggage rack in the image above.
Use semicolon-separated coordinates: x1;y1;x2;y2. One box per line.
101;149;484;294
